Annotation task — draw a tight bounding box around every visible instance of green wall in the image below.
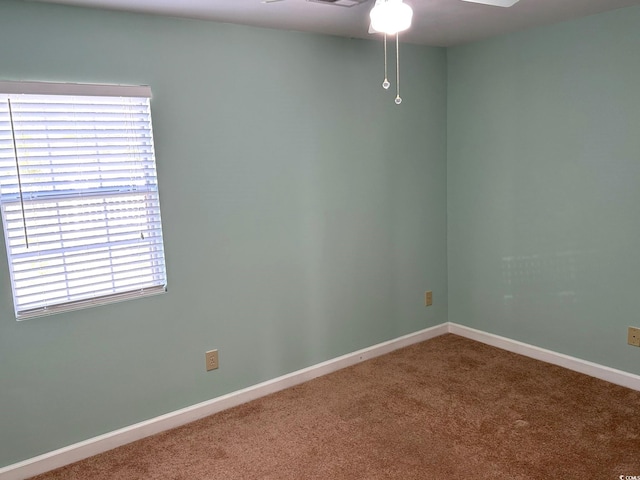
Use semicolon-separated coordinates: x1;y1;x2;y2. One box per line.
4;0;640;469
0;0;448;467
448;7;640;373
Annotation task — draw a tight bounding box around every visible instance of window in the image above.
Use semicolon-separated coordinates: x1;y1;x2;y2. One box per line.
0;81;167;320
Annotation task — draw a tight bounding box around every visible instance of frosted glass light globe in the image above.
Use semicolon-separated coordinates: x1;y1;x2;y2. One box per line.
370;0;413;35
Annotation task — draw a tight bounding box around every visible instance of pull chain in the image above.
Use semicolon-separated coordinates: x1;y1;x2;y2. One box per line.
395;33;402;105
382;34;390;90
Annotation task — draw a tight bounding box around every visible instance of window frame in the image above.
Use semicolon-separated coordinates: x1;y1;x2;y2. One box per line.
0;81;168;320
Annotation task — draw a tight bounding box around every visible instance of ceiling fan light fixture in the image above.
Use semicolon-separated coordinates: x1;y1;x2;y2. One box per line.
369;0;413;105
369;0;413;35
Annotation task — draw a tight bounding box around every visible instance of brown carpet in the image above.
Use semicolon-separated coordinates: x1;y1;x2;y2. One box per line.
31;334;640;479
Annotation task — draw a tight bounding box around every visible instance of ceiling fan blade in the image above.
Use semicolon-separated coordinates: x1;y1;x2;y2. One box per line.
461;0;520;6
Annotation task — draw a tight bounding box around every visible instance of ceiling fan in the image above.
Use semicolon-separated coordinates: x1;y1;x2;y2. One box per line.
262;0;521;9
263;0;522;103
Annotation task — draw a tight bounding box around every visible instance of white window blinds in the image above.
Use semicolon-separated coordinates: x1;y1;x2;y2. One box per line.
0;81;167;320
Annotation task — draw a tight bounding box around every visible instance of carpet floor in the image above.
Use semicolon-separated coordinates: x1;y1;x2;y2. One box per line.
31;334;640;479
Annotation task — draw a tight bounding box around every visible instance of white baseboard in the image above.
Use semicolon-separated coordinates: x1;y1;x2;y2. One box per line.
4;321;640;480
447;323;640;392
0;323;448;480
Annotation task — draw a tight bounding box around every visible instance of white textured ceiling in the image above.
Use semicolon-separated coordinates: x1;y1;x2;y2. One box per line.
25;0;640;46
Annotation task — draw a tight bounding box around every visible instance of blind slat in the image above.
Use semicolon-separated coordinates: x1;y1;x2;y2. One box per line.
15;261;165;291
17;272;163;302
10;238;164;265
13;249;164;276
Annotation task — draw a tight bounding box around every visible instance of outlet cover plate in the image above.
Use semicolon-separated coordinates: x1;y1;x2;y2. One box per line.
628;327;640;347
206;349;219;371
425;291;433;307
